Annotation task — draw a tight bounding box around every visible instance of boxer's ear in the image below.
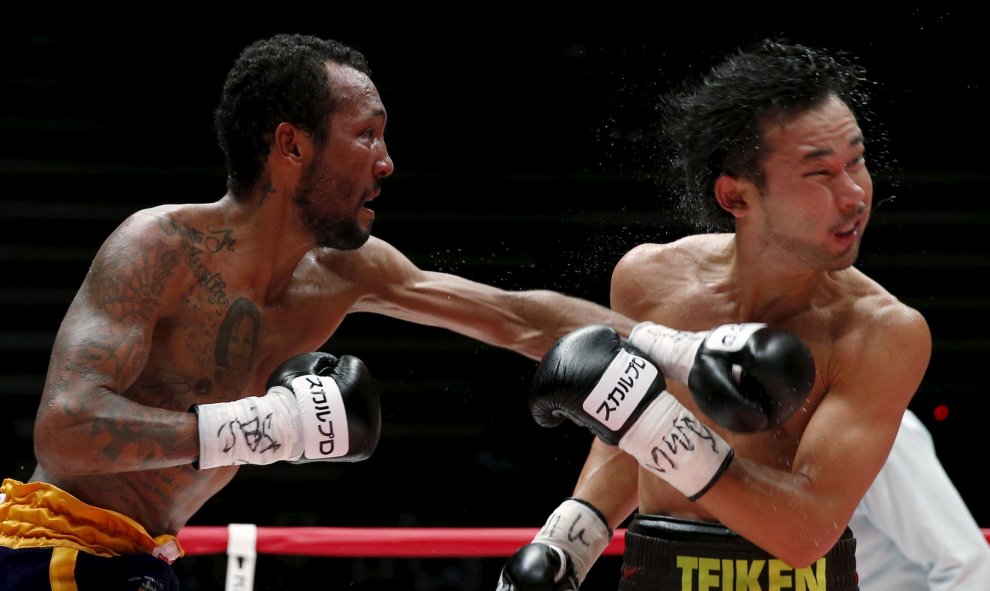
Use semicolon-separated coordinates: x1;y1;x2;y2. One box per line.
273;122;312;166
714;175;750;218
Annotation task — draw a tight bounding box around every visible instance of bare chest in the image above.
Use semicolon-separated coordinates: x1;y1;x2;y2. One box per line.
129;274;355;411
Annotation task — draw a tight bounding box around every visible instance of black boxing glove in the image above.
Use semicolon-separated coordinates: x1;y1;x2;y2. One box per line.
497;499;611;591
264;352;381;463
194;352;381;469
628;321;815;432
530;325;733;500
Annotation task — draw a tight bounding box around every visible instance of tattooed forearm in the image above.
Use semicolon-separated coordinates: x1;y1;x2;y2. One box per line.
90;410;170;464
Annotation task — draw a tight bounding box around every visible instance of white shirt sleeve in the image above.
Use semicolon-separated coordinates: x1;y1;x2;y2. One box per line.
853;410;990;591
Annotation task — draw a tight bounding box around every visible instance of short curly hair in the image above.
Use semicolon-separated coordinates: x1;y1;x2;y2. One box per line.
214;34;371;197
662;39;870;232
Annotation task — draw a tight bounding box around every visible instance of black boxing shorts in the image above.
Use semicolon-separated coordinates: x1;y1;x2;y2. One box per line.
618;514;857;591
0;479;182;590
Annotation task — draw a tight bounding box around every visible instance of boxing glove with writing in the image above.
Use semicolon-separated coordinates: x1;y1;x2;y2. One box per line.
530;325;733;500
194;352;381;469
628;321;816;432
497;499;611;591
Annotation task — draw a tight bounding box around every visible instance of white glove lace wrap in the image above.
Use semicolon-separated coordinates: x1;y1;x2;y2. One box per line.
195;375;352;469
628;321;766;385
195;387;302;469
618;394;734;501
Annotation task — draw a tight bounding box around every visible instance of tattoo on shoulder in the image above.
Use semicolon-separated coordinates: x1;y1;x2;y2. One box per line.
91;242;180;322
159;216;236;254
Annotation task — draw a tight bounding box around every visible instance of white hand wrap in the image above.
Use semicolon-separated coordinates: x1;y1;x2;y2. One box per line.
532;499;611;584
628;321;766;385
618;394;734;500
195;387;302;470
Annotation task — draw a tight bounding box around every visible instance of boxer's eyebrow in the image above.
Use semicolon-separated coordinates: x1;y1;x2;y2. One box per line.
802;134;864;160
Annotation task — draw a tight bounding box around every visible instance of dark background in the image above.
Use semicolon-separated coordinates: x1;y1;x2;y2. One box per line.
3;9;988;590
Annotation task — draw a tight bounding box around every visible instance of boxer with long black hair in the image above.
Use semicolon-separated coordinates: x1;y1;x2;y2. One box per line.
499;39;931;591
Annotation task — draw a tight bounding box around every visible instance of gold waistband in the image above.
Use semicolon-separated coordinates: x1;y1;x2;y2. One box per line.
0;478;183;563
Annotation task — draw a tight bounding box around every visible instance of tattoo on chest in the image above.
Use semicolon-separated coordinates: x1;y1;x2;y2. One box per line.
183;242;228;315
162;218;237;316
215;297;261;373
136;369;213;406
137;369;191;395
134;370;191;412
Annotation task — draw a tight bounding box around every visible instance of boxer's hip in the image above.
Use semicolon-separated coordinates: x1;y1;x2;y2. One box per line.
618;513;857;591
0;478;182;563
